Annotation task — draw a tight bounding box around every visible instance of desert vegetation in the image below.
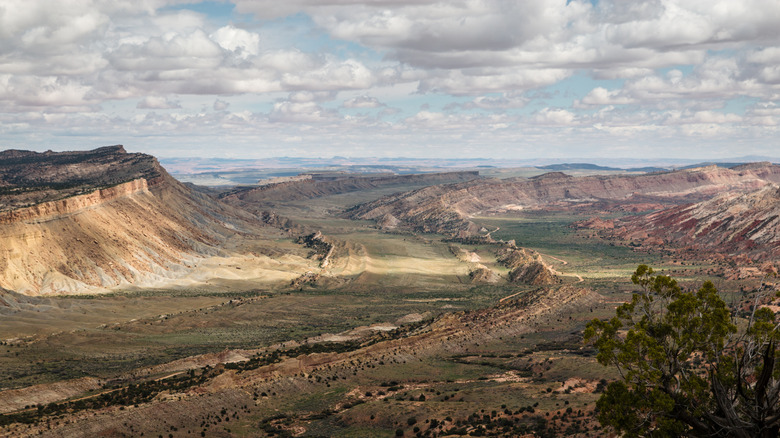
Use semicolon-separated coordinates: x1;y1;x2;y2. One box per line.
1;148;778;436
586;265;780;437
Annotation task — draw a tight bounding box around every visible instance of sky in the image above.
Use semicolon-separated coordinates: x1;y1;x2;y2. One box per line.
1;0;779;160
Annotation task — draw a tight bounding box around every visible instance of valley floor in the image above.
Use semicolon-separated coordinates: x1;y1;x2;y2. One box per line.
1;186;773;437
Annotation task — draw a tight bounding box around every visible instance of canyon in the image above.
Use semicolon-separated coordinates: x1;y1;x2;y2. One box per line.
1;147;778;437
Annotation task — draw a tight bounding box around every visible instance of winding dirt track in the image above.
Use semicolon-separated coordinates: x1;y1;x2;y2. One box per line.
537;253;584;283
484;226;500;239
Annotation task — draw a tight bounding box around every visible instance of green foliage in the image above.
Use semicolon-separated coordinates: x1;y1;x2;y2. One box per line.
585;265;780;437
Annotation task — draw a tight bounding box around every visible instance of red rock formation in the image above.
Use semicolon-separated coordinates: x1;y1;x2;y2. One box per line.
608;184;780;261
349;164;780;236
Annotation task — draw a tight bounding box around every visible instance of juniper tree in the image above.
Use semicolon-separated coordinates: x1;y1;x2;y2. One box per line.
584;265;780;437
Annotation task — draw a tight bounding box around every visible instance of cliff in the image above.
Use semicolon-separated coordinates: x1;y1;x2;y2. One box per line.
0;146;288;296
0;145;164;212
0;178;150;224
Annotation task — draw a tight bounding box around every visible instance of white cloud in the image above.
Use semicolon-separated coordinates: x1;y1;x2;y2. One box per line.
419;68;572;95
137;96;181;109
287;91;339;103
282;58;375;91
108;30;223;72
211;25;261;58
269;100;338;123
342;95;384;108
0;0;779;158
578;87;636;106
213;99;230;111
533;108;576;125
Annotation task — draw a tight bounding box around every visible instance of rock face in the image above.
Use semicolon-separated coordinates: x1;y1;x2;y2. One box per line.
609;184;780;261
468;265;500;283
0;145;161;212
348;164;780;236
0;146;268;295
497;247;559;285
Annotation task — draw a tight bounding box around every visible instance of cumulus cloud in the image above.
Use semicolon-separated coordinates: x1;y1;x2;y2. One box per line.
1;0;779;158
108;30;224;72
211;25;261;58
213;99;230;111
137;96;181;109
451;93;528;111
231;0;780;97
342;95;384;108
533;108;577;125
269;100;339;123
578;87;636;106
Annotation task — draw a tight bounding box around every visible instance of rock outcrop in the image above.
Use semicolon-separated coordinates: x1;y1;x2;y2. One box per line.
348;164;780;236
0;146;286;295
468;265;500;284
607;184;780;261
497;247;559;285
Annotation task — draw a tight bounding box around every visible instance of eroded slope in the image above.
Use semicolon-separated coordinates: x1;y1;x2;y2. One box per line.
602;183;780;261
0;146;313;295
348;164;780;236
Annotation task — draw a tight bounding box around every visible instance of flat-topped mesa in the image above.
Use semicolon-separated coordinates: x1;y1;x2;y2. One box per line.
0;145;167;213
0;146;272;296
0;144;126;160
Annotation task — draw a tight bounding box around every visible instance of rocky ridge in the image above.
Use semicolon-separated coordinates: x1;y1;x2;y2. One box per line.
1;284;603;437
221;171;481;206
348;163;780;236
599;183;780;261
497;246;560;285
0;146;298;295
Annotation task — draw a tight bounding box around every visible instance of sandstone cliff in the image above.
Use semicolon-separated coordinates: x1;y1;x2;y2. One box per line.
0;145;162;211
0;146;301;295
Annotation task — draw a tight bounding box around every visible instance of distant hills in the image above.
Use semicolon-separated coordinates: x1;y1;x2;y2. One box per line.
536;163;623;171
348;163;780;237
160;156;779;180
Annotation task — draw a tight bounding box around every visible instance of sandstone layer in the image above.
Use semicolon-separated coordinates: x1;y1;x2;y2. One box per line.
604;183;780;261
348;163;780;236
0;146;305;295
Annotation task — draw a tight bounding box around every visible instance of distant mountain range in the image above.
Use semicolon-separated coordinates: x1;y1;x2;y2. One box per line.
160;156;780;176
